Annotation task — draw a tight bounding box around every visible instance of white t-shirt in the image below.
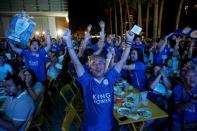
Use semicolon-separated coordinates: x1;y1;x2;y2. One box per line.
46;62;62;80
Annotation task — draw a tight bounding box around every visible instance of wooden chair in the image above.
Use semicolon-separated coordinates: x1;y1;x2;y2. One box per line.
70;80;84;113
60;84;75;105
26;95;51;131
61;104;81;131
60;84;82;121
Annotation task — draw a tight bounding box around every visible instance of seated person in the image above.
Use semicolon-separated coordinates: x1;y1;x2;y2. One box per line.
19;68;44;104
148;65;172;110
172;69;197;131
0;74;34;131
123;48;147;91
152;38;170;66
0;53;13;82
163;57;174;77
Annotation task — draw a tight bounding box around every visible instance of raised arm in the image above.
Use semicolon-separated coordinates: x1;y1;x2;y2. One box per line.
62;29;85;77
159;32;173;52
44;30;51;52
99;20;105;37
149;73;162;90
8;40;22;55
78;24;92;57
93;21;106;55
93;39;104;55
105;47;114;72
115;31;134;73
161;73;172;89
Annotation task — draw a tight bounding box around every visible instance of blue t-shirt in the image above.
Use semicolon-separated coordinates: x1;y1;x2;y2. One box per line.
113;46;122;62
90;43;99;52
129;61;147;91
153;46;170;66
132;43;146;52
50;43;60;53
77;68;120;131
104;43;122;61
21;49;47;81
173;84;197;123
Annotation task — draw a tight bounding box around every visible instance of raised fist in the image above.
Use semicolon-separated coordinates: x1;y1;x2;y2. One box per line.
62;28;71;41
126;31;135;43
87;24;92;32
99;21;105;29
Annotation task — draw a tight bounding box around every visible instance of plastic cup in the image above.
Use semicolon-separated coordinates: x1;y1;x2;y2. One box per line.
140;91;149;106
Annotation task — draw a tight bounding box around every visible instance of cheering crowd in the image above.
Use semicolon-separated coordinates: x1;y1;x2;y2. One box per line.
0;21;196;131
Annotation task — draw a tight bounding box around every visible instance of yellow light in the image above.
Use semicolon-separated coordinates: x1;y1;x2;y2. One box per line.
35;31;40;35
65;15;69;23
42;31;46;35
92;35;100;38
57;29;63;36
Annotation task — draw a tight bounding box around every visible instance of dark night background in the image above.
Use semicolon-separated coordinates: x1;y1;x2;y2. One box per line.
68;0;106;32
68;0;197;35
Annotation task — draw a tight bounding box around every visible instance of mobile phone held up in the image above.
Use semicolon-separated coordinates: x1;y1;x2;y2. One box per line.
131;25;142;35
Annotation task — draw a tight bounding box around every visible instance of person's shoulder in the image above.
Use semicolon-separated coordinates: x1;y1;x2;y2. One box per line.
1;63;13;71
105;67;120;76
77;70;92;80
135;61;145;65
18;92;34;105
3;63;12;67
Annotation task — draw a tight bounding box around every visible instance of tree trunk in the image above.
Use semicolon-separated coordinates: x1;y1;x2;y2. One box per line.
153;0;158;40
125;0;131;28
137;0;142;27
158;0;164;38
119;0;123;36
114;0;118;35
175;0;184;30
124;9;127;32
145;0;151;38
109;7;113;34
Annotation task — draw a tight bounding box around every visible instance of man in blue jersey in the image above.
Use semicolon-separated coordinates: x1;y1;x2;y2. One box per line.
9;31;51;82
172;69;197;130
62;28;134;131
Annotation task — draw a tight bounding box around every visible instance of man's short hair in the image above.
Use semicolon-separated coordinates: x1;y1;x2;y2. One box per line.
30;39;41;46
4;74;25;90
88;55;105;66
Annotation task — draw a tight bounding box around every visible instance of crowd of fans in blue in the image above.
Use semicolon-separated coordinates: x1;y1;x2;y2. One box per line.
0;21;196;131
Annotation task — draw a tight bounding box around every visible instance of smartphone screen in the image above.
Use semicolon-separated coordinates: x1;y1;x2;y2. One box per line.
131;25;142;35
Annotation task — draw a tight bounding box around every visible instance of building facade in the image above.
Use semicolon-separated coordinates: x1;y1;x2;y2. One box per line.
0;0;69;38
